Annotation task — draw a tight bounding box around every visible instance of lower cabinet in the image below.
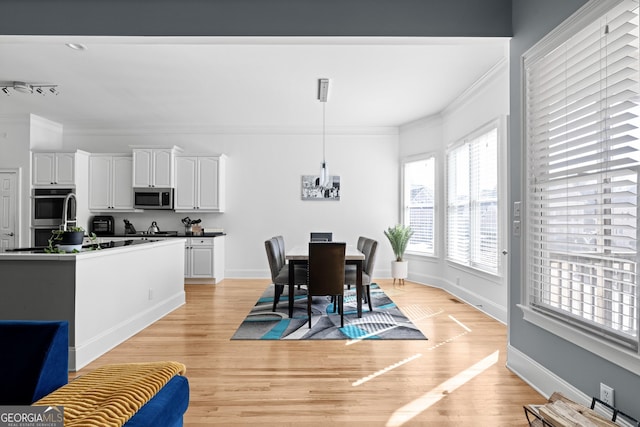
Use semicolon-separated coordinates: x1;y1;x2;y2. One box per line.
184;236;225;283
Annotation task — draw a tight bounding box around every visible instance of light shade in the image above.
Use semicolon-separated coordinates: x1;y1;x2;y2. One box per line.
319;162;330;187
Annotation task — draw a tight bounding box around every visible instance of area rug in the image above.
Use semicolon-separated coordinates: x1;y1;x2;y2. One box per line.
231;283;427;340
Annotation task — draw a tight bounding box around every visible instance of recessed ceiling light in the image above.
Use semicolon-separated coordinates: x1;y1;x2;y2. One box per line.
66;43;87;51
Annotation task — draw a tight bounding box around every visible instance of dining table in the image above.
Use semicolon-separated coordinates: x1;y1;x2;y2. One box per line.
285;244;365;319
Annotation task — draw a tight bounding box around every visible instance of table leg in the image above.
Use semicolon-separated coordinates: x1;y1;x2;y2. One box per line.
288;261;294;318
356;260;363;318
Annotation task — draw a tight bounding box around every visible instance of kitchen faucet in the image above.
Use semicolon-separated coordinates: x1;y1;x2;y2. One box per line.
61;192;77;231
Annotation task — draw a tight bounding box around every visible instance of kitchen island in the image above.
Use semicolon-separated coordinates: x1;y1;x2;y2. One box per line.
0;238;185;371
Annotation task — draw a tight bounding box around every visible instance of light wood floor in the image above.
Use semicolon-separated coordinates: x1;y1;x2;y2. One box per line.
73;279;545;426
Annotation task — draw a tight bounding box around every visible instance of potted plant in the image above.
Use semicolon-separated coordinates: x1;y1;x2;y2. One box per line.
45;226;97;253
384;224;413;285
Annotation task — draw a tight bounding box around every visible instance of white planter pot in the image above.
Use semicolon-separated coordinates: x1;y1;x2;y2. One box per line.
391;261;408;279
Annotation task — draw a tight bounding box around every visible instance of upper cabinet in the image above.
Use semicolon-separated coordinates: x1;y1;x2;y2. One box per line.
132;147;180;188
89;154;135;211
32;152;78;186
175;155;226;212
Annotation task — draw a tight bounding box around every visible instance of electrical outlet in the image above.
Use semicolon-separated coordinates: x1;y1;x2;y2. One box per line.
600;383;614;406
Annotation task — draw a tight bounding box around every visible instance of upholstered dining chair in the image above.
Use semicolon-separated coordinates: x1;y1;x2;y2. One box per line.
265;237;306;312
307;242;346;328
345;237;378;312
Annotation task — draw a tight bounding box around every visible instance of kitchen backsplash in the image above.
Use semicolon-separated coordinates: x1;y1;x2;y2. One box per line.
101;211;224;235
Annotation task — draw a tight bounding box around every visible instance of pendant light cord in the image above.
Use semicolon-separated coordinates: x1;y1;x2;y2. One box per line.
322;102;326;165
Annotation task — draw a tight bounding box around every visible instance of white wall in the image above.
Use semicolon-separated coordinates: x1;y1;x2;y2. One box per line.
63;129;400;278
0;114;65;247
398;60;510;323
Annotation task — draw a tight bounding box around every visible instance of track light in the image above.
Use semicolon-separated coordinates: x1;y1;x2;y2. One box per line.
0;81;59;96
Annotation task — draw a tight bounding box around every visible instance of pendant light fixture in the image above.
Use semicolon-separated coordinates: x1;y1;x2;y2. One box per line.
317;78;330;188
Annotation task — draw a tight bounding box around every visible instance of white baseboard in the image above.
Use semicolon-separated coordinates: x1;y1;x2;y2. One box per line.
69;292;185;371
407;271;507;324
506;343;592;407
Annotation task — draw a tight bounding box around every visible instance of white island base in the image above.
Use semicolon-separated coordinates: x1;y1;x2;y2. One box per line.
0;238;185;371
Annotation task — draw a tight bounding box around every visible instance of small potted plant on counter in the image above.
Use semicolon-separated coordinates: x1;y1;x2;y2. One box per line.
384;224;413;286
45;226;98;253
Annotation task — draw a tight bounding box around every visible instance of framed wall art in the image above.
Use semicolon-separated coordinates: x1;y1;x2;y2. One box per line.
301;175;340;200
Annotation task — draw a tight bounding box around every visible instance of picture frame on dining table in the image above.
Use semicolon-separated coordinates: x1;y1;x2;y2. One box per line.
301;175;340;200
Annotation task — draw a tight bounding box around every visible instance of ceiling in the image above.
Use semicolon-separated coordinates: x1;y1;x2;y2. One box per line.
0;36;509;133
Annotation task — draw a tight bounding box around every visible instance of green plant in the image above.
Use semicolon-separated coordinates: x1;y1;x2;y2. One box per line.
44;227;99;254
384;224;414;262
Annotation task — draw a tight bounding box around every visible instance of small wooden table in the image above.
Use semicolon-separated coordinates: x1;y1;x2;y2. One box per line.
285;244;365;318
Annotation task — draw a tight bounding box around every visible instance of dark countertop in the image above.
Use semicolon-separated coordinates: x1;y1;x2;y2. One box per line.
95;232;226;238
5;238;166;254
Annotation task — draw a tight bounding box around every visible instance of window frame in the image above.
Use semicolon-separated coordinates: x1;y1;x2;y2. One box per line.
519;0;640;373
401;153;438;257
445;119;504;276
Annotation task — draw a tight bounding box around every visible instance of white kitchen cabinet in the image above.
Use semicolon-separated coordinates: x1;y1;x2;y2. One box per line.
89;155;135;211
132;147;179;188
175;155;225;212
32;152;77;186
184;235;225;283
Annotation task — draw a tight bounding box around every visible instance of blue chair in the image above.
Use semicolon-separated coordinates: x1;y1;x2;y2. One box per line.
0;320;69;405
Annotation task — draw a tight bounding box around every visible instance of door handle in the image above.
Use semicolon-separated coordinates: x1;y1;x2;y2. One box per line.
3;232;14;237
502;250;508;255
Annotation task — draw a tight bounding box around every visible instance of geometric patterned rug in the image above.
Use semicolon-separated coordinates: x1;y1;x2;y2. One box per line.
231;283;428;340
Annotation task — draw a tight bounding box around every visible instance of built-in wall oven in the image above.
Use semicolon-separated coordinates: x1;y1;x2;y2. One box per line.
32;188;75;246
32;188;75;226
33;227;62;247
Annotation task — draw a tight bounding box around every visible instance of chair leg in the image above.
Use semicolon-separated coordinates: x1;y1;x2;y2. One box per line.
273;285;284;312
340;295;344;328
307;295;312;328
366;284;373;312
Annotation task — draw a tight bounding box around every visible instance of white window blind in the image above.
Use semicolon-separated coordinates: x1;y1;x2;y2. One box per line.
403;156;436;255
525;0;640;350
447;126;499;273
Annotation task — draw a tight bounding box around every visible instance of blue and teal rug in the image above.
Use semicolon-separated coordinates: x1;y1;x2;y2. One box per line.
231;284;427;340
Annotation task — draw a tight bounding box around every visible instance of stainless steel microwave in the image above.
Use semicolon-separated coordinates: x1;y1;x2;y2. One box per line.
133;188;174;210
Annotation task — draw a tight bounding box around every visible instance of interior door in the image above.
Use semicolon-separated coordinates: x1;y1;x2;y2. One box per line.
0;170;18;251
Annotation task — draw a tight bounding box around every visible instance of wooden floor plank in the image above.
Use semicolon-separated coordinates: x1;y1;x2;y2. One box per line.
73;279;545;426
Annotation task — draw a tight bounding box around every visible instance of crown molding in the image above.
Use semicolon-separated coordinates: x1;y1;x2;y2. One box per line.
62;124;399;137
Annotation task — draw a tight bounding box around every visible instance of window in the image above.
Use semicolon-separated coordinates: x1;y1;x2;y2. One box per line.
524;0;640;353
446;125;499;274
403;156;436;255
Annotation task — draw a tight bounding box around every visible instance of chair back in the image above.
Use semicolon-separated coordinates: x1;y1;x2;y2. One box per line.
310;232;333;242
361;238;378;275
307;242;346;296
274;235;286;266
356;236;366;251
264;238;283;281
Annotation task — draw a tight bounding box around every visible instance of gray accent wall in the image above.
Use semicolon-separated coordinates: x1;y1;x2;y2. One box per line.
509;0;640;419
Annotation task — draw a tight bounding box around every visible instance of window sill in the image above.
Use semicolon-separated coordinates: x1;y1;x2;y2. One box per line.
446;259;502;283
405;250;437;260
518;304;640;374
